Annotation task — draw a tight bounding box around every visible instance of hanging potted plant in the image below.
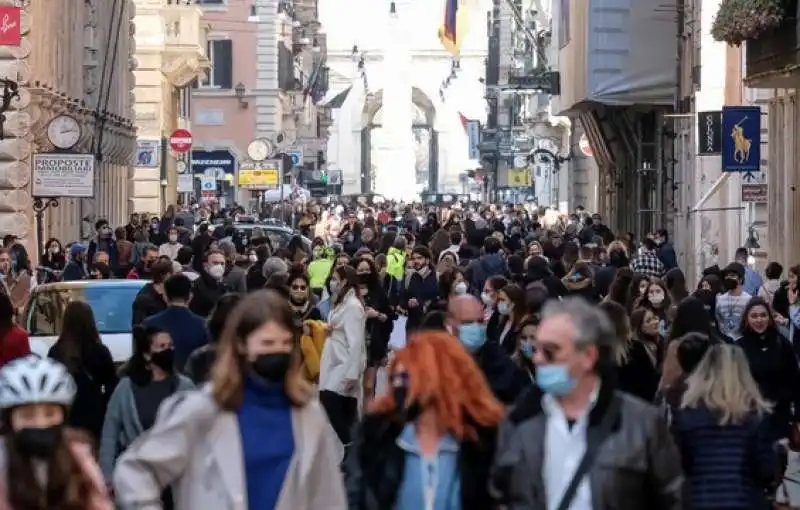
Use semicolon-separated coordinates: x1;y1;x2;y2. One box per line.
711;0;787;45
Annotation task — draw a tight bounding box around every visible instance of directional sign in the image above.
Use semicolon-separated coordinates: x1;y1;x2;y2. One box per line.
169;129;193;153
288;149;303;168
721;106;760;172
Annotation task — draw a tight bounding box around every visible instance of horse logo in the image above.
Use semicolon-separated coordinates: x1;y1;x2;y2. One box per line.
730;116;752;163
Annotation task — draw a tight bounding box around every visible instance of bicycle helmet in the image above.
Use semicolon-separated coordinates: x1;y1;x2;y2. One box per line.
0;356;76;409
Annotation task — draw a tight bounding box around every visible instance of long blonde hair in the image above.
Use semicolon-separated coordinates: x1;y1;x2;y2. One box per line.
681;344;772;425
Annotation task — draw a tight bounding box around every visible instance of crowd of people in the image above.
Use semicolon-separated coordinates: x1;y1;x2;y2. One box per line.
0;198;797;509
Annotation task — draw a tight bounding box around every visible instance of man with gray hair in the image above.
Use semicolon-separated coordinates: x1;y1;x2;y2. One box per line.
491;297;683;510
262;256;288;283
217;238;246;293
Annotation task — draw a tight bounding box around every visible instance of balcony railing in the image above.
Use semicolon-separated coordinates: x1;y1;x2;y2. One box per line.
745;0;800;88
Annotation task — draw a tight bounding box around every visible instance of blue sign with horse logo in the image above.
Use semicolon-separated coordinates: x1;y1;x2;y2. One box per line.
721;106;761;172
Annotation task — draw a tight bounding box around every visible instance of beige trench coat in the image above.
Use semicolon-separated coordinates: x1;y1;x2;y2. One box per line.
113;386;347;510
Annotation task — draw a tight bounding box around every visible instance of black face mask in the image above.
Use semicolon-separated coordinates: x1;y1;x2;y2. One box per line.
357;272;373;286
150;348;175;372
723;278;739;291
393;387;423;422
252;353;292;383
15;426;63;459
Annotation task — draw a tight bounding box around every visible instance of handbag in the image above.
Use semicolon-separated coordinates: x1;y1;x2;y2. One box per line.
555;395;621;510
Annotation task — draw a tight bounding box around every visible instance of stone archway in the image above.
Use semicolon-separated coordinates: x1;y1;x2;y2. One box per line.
359;87;439;194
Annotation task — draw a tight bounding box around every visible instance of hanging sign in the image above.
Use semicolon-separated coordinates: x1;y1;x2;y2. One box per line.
697;111;722;155
0;7;21;47
721;106;761;172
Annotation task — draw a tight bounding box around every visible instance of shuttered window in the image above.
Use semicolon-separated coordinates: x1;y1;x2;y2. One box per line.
200;39;233;89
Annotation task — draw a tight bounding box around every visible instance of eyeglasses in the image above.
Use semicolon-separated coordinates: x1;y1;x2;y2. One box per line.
291;284;307;291
533;342;561;362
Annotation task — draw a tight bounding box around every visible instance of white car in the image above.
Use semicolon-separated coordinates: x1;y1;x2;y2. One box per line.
21;279;147;363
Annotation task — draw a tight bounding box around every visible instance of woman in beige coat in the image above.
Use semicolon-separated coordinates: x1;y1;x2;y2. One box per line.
113;289;347;510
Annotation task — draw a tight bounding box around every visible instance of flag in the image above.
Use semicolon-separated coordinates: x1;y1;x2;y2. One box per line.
458;112;470;130
438;0;468;55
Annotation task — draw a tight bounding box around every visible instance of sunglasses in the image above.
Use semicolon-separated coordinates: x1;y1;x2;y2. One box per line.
533;342;561;363
291;284;307;291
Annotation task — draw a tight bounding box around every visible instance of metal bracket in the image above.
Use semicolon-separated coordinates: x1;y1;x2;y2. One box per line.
33;197;59;214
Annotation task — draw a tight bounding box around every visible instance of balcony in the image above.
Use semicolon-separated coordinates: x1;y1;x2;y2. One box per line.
745;2;800;88
159;3;211;87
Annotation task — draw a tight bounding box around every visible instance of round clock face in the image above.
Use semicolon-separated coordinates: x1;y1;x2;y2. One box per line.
47;115;81;149
247;139;271;161
176;160;187;174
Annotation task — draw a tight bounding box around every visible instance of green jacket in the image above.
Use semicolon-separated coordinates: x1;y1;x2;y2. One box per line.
386;247;406;282
308;258;334;289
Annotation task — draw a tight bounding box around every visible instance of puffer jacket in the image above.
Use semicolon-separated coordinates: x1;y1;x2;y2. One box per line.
491;372;684;510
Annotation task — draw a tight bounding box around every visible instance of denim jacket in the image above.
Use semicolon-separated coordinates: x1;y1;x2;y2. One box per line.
395;423;461;510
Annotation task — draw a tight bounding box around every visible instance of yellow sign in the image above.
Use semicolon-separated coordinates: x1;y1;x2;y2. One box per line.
508;168;531;187
238;162;281;190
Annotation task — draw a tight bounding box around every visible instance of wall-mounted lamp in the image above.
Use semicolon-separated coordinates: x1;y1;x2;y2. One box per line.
235;82;248;109
247;4;259;22
311;36;321;53
389;1;396;15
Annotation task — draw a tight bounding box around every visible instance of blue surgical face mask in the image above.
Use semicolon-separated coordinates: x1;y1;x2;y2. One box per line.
535;364;577;396
458;323;487;352
520;342;534;359
497;302;510;315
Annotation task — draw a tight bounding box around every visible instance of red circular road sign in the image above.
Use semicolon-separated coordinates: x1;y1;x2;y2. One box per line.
169;129;193;153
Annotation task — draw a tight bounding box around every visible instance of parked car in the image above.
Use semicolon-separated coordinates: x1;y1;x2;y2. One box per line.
21;279;146;363
208;219;312;251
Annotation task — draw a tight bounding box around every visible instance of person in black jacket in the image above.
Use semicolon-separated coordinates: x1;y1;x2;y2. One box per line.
189;249;233;318
447;294;526;404
183;292;242;384
48;300;118;442
354;256;393;400
401;246;438;332
131;259;172;327
344;330;503;510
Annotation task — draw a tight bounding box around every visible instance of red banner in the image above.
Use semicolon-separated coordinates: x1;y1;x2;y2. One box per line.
0;7;21;47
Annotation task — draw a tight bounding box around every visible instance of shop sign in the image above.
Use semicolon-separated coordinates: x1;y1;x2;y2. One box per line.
32;153;95;197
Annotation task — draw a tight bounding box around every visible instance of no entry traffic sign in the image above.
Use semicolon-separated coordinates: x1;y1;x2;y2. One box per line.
169;129;193;153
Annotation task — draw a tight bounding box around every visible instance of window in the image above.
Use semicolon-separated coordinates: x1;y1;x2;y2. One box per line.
200;39;233;89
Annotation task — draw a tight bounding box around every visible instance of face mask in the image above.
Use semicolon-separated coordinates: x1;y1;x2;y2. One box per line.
15;426;63;459
290;290;307;304
393;386;423;422
723;278;738;291
497;302;510;315
249;254;258;263
357;272;372;285
649;292;664;306
150;348;175;372
454;282;468;295
252;353;291;383
520;343;534;359
169;234;178;243
208;264;225;279
459;323;487;352
535;364;577;396
481;292;494;307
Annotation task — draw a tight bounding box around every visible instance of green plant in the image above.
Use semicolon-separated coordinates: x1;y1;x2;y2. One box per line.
711;0;786;45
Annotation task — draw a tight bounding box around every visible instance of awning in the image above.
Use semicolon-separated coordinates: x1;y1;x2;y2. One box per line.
320;86;352;109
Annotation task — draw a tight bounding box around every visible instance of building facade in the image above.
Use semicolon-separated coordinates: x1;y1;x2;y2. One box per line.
131;0;208;213
322;0;490;197
189;0;328;209
0;0;137;256
712;0;800;268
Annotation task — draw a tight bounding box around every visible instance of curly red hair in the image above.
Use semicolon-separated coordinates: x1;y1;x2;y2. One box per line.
369;331;505;440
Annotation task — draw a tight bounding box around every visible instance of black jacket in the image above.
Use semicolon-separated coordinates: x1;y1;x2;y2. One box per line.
474;340;527;404
344;413;498;510
131;283;167;327
190;272;232;318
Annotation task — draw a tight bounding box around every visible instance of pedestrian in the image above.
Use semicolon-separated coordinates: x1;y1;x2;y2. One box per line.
113;290;346;509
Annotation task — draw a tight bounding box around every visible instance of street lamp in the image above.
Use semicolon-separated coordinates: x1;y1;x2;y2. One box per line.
527;148;570;172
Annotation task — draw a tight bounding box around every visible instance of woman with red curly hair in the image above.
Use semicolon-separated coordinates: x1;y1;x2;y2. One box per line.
344;331;504;510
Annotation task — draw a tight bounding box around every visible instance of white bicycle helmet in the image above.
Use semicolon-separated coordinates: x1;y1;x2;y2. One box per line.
0;355;76;409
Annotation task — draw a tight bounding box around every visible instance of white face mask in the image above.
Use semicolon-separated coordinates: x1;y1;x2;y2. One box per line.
207;264;225;279
454;282;468;295
649;291;665;306
169;234;178;243
481;292;494;306
248;254;258;263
